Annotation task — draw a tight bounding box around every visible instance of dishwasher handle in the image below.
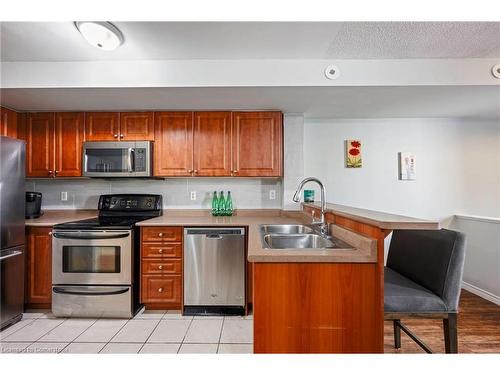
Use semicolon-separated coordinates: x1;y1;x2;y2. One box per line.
185;228;245;236
206;234;223;240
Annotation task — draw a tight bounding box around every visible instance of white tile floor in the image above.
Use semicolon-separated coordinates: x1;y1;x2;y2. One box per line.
0;309;253;354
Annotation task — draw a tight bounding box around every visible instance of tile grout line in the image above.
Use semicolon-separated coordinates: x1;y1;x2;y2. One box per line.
217;317;225;354
59;318;101;352
137;318;165;354
20;318;68;351
98;317;133;353
177;316;195;353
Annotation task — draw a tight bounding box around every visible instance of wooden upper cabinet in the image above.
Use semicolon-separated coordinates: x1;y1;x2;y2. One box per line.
1;107;19;138
232;111;283;177
25;227;52;306
85;112;120;141
24;113;55;177
154;112;194;177
193;112;232;177
120;112;155;141
55;112;85;177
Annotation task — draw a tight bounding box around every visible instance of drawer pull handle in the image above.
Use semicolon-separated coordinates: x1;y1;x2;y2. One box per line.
158;249;163;253
158;288;163;293
158;265;163;270
158;233;163;237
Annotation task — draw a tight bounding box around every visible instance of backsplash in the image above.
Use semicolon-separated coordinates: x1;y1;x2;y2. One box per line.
25;178;283;210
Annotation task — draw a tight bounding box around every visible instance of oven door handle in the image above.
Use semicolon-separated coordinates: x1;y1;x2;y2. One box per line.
52;232;130;240
52;286;130;296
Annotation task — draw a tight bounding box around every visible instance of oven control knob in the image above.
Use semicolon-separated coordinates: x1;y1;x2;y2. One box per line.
158;288;163;293
158;249;163;253
158;265;163;270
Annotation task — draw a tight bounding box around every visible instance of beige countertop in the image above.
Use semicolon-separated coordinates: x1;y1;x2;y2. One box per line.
26;208;376;263
25;209;97;226
303;202;440;230
137;209;376;263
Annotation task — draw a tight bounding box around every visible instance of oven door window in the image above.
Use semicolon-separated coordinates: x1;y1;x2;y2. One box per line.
62;246;120;273
85;148;129;173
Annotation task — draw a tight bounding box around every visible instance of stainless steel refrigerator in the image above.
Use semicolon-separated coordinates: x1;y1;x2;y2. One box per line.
0;136;25;330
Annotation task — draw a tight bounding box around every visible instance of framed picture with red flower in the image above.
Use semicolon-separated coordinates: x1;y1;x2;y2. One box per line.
345;139;362;168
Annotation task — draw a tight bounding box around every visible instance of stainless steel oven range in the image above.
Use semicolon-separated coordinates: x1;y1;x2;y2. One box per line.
52;194;162;318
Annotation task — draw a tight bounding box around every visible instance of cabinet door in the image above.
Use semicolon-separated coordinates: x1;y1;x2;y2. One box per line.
84;112;120;141
24;113;55;177
1;106;18;138
55;112;85;177
193;112;232;176
25;227;52;306
154;112;194;176
120;112;154;141
232;112;283;177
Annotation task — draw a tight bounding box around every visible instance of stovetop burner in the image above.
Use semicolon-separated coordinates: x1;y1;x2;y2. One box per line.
53;194;162;230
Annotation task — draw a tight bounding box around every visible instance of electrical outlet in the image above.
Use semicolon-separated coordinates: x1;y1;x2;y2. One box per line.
61;191;68;201
269;190;276;200
190;191;196;201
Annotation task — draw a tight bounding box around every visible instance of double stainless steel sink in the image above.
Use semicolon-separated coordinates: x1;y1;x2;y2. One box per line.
260;224;353;250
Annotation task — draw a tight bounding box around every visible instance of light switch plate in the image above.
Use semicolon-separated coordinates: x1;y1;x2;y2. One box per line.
61;191;68;201
269;190;276;200
190;191;196;201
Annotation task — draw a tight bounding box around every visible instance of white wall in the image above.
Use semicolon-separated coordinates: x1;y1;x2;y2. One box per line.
451;215;500;305
26;178;282;210
303;118;500;223
302;117;500;303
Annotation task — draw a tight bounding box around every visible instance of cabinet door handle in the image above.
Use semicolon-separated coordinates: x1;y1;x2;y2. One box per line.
120;134;124;138
158;288;163;293
158;233;163;237
158;249;163;253
193;170;198;174
54;170;59;176
113;134;118;138
158;265;163;270
48;170;53;176
48;232;53;236
187;169;193;173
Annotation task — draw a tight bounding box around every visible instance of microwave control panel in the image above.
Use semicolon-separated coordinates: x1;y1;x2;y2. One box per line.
134;148;147;172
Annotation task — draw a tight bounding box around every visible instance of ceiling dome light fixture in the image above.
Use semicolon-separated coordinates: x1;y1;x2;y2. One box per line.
75;21;124;51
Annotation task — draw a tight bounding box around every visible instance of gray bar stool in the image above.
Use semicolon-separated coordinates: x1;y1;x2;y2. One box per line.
384;229;466;353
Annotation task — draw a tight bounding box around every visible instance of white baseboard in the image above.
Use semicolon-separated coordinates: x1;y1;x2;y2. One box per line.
462;282;500;306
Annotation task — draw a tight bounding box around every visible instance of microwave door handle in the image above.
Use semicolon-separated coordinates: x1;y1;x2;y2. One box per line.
52;232;130;240
128;148;135;172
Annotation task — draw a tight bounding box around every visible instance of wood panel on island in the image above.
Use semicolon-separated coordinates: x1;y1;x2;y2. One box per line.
140;226;183;309
25;227;53;309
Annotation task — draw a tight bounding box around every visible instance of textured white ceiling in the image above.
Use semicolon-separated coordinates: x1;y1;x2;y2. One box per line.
1;22;499;62
1;86;498;119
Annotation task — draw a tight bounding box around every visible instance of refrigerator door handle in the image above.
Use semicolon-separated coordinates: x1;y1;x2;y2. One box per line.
0;250;22;261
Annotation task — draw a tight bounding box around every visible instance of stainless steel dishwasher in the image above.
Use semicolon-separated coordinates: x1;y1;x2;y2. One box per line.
183;228;245;316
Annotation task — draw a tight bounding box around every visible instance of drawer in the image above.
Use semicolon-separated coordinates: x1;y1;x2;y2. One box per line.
142;227;182;242
142;259;181;275
141;275;181;304
142;243;182;258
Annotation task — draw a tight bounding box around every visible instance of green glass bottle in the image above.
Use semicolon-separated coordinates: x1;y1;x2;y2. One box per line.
226;191;233;216
211;191;218;216
218;191;225;216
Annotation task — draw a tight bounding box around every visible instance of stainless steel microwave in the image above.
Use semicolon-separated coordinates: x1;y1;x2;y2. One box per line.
82;141;153;177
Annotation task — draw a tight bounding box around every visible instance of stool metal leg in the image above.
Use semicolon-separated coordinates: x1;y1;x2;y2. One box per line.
393;320;401;349
443;313;458;354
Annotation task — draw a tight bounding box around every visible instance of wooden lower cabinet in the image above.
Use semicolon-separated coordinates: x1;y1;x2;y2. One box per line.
140;226;183;309
141;275;182;305
253;262;382;353
25;227;52;308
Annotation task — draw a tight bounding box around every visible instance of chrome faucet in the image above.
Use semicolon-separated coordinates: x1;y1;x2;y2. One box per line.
292;177;328;236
